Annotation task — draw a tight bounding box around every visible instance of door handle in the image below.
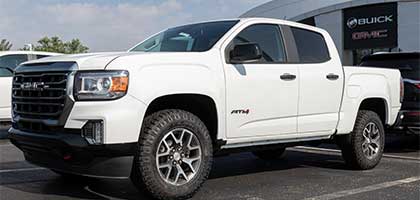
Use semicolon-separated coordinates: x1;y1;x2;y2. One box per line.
326;73;339;80
280;73;296;81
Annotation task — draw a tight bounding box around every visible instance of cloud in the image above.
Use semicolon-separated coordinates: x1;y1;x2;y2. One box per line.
0;0;270;51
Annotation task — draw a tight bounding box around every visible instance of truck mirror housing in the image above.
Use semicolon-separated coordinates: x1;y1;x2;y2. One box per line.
229;43;262;64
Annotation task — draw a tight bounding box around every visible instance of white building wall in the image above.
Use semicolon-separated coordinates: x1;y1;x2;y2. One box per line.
398;1;420;52
241;0;351;19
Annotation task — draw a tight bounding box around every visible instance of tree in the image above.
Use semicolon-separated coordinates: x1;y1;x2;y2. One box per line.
65;39;89;54
0;39;13;51
33;36;89;54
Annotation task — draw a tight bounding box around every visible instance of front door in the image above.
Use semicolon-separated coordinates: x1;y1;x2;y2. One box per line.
0;68;13;120
225;24;299;139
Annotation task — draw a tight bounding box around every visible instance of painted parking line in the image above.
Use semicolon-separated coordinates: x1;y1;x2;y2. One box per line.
292;146;420;161
304;176;420;200
84;186;126;200
0;167;46;173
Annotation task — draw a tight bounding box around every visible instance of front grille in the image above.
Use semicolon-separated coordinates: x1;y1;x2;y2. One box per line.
12;71;71;133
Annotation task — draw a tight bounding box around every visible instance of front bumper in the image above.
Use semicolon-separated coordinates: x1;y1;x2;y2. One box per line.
9;128;136;178
392;110;420;134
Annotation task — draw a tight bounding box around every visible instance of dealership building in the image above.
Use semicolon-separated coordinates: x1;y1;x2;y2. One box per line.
241;0;420;65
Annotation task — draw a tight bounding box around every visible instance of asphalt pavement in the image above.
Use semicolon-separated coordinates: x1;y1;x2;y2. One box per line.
0;128;419;200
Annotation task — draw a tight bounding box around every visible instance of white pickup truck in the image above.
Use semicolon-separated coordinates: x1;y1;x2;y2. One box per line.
9;18;402;200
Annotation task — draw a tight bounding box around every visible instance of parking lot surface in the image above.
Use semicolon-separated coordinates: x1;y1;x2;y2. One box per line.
0;127;419;200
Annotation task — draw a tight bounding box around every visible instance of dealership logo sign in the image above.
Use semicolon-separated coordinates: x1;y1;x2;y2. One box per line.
346;15;393;29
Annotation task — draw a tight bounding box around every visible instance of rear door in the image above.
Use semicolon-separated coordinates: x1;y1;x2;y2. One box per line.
288;27;344;136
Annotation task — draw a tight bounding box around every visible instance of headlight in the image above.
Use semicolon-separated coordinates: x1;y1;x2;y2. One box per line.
74;70;129;100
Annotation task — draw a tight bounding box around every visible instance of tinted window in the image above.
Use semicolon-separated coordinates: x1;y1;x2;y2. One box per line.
131;21;238;52
0;68;12;77
0;54;28;70
232;24;286;63
36;54;52;59
361;58;420;80
291;27;330;63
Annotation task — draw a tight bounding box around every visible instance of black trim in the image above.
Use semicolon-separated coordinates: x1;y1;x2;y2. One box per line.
8;127;136;177
280;25;300;63
15;62;77;73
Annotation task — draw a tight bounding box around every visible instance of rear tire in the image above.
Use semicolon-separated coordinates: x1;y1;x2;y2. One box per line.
337;110;385;170
253;148;286;160
131;109;213;200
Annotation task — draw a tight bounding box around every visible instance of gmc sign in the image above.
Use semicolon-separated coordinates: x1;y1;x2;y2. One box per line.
343;3;397;50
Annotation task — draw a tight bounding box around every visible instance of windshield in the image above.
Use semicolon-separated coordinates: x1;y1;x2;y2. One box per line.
130;20;238;52
360;58;420;80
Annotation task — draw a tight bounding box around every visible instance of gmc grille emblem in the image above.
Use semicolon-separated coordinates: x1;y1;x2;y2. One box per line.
20;82;49;91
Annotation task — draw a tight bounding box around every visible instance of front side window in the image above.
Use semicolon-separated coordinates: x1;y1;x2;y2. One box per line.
0;54;28;69
0;68;12;77
232;24;286;63
291;27;330;63
131;21;238;52
0;54;28;70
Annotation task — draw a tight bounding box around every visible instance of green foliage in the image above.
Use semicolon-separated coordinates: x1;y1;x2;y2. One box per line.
0;39;13;51
33;36;89;54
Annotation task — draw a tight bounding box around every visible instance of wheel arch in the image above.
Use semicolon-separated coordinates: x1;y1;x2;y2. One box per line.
143;94;219;146
357;97;389;125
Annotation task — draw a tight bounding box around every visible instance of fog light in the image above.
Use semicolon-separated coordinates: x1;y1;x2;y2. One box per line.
82;120;104;145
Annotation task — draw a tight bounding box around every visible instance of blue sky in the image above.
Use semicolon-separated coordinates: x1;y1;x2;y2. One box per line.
0;0;270;51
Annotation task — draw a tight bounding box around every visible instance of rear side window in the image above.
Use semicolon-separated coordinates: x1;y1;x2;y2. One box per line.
291;27;330;63
232;24;286;63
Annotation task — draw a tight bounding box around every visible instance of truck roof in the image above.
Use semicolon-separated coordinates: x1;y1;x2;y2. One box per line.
0;51;62;57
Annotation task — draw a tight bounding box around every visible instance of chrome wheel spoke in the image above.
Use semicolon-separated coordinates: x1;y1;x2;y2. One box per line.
362;122;381;159
156;128;202;186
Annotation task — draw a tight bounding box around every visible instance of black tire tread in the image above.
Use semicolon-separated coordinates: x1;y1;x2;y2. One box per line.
337;110;385;170
131;109;213;200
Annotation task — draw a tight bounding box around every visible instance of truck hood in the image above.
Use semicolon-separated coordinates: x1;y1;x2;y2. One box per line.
22;52;144;70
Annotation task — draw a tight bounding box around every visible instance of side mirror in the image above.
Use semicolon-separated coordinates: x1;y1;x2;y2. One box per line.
229;43;262;64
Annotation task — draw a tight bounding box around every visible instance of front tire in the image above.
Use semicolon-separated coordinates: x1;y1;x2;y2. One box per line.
337;110;385;170
131;109;213;200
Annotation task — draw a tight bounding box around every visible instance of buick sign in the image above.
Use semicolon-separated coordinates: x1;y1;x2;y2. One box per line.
346;17;358;29
347;15;393;29
343;3;397;50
